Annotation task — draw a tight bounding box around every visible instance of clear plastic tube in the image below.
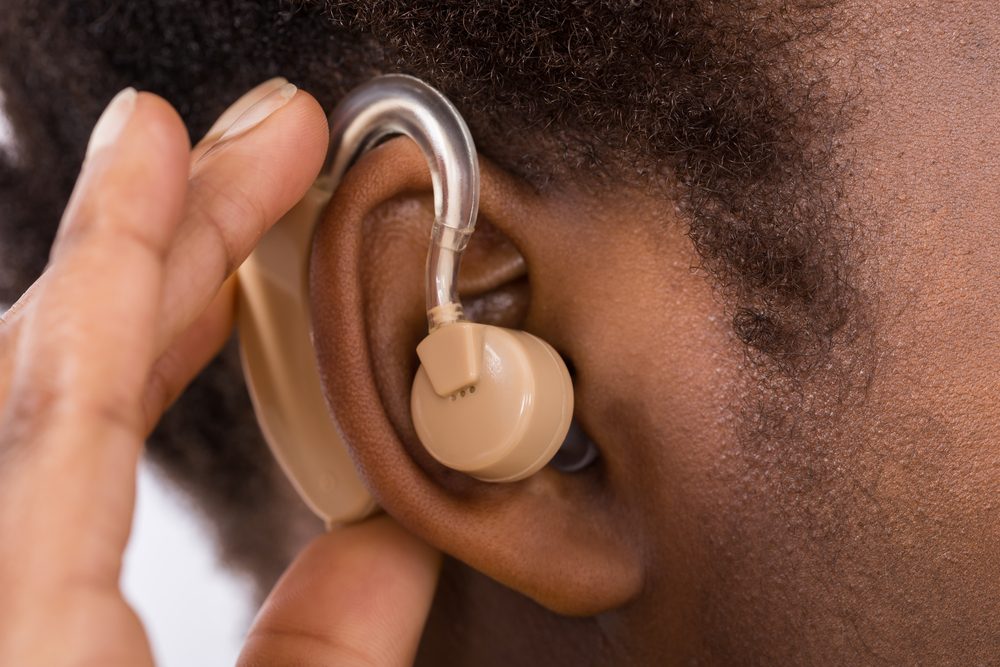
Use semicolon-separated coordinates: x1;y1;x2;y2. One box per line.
317;74;479;331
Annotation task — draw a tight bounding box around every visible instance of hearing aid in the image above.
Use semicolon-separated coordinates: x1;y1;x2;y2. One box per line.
238;74;577;525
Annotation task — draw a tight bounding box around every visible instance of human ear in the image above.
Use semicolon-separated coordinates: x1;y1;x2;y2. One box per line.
308;138;643;616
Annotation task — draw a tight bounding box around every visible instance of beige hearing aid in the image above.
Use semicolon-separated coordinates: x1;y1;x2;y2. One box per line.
238;75;574;525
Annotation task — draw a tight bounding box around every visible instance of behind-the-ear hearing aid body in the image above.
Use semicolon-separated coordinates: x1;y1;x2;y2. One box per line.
238;75;574;526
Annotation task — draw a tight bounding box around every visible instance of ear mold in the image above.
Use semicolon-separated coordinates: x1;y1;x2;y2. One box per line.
412;320;573;482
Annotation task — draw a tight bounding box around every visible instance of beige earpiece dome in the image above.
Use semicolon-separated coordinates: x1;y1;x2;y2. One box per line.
411;322;574;482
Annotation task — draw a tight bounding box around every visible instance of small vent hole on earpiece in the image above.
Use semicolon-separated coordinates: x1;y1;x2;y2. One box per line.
448;385;477;401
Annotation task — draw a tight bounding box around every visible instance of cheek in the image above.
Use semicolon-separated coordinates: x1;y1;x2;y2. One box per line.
524;193;749;631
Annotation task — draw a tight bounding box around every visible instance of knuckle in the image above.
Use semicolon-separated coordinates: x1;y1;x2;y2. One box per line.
0;381;61;469
0;374;141;461
79;390;144;437
3;380;61;430
142;357;176;432
58;187;167;262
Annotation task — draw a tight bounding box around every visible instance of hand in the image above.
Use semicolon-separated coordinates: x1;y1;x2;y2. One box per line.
0;79;440;666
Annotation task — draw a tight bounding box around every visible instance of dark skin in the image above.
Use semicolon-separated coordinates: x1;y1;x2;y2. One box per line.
310;141;734;660
311;4;1000;662
1;0;999;664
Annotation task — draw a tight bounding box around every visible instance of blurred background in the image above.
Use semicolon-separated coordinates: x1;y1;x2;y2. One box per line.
123;464;254;666
2;98;253;667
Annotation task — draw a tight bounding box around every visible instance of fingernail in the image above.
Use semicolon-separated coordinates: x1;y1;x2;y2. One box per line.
215;82;298;145
203;77;288;141
85;87;137;159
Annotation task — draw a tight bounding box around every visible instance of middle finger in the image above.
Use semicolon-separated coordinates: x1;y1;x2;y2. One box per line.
0;82;330;367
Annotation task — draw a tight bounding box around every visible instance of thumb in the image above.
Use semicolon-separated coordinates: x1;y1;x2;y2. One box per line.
237;516;441;667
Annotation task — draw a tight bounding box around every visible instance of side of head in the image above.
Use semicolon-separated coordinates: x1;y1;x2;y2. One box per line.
1;1;997;664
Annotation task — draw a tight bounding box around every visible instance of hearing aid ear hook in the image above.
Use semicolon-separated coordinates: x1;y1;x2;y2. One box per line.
238;75;575;525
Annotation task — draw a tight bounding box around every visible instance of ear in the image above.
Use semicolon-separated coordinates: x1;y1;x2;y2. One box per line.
309;138;643;616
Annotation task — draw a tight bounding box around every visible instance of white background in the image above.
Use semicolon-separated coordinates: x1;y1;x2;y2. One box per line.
2;98;254;667
123;465;254;666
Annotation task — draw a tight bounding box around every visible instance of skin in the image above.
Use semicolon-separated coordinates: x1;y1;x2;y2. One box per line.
0;86;439;665
0;1;997;665
304;2;998;663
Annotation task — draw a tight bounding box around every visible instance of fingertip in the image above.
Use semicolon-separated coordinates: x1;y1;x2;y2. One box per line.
68;91;191;250
239;517;441;667
189;85;328;198
56;90;191;259
132;92;192;166
284;515;442;617
199;77;291;148
298;89;331;150
272;89;330;175
311;515;442;583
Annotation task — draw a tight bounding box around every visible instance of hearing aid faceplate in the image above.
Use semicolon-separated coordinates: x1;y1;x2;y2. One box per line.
412;323;573;482
238;75;574;526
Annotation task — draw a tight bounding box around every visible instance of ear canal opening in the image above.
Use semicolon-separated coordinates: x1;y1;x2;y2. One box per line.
560;351;578;379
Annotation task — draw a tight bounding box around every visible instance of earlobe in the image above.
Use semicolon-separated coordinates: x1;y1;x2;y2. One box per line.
309;137;644;615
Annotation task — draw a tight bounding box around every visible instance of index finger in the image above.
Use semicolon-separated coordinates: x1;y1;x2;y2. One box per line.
154;85;329;353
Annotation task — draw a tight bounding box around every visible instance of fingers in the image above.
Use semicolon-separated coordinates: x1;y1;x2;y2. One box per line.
7;90;191;440
238;517;441;667
0;79;331;666
155;86;329;353
0;78;300;351
141;274;238;433
0;79;326;590
191;77;291;161
0;91;191;603
1;84;329;425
